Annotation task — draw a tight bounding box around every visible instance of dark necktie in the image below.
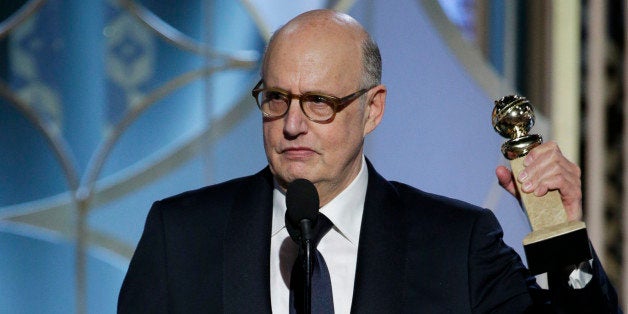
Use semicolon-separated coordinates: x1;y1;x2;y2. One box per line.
289;214;334;314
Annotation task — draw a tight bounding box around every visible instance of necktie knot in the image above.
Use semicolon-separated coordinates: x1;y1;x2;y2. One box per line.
311;214;333;247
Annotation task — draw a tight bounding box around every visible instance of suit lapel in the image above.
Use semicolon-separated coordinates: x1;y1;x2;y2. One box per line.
351;160;407;313
223;168;274;313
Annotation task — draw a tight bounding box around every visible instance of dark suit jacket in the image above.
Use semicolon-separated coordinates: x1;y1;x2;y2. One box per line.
118;161;619;313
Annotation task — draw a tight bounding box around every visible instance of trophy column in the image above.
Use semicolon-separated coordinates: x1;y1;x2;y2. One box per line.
492;95;591;275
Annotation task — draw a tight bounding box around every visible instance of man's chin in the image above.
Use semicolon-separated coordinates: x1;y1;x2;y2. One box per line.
276;168;317;186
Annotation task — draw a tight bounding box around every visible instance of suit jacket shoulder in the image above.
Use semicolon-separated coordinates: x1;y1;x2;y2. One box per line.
118;168;275;313
156;170;264;211
351;163;533;313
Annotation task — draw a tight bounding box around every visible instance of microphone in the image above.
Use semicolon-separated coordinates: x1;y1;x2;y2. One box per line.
285;178;320;243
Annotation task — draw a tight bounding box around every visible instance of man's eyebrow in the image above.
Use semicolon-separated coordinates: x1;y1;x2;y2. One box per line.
266;85;338;96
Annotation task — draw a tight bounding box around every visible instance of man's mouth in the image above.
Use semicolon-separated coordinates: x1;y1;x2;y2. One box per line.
282;147;316;159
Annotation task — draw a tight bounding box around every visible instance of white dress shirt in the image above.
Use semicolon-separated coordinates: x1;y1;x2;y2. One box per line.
270;156;368;314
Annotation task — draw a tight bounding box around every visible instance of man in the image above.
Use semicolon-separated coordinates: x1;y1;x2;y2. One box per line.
118;9;619;313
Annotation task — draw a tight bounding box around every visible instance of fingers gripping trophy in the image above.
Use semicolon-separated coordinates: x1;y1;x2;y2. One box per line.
492;95;591;275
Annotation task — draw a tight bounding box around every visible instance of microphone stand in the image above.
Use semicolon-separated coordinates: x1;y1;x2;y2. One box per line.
303;239;312;314
300;219;315;314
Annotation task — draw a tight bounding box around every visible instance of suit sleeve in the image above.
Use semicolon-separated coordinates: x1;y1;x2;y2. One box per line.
117;201;169;314
466;209;534;313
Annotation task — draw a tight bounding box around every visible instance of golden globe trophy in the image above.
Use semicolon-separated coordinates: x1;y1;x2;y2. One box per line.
492;95;591;275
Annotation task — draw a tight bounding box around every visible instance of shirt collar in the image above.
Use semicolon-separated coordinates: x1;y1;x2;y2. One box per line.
271;185;287;237
271;155;368;246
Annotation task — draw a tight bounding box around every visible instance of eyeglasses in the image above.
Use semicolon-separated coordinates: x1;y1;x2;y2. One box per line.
251;79;374;123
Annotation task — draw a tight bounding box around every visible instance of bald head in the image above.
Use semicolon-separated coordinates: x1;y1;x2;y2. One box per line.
262;9;381;88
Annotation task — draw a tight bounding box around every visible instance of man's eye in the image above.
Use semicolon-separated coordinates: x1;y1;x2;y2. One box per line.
310;95;329;104
265;91;285;101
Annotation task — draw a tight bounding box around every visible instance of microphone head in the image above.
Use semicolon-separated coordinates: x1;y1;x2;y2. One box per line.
285;178;320;243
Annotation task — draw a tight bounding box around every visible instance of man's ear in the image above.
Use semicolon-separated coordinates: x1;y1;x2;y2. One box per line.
363;85;386;136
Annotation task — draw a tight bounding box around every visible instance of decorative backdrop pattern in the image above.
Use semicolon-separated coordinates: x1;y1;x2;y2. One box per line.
1;1;264;312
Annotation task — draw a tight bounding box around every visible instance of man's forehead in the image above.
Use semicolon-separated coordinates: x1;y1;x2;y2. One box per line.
264;40;360;79
266;19;361;62
261;10;365;89
267;20;363;66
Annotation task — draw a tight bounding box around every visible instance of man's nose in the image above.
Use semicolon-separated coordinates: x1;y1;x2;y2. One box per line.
283;99;308;137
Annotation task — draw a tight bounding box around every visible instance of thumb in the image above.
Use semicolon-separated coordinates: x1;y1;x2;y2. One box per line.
496;166;517;197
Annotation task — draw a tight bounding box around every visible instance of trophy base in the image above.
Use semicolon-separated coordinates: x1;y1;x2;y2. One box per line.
523;221;591;275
